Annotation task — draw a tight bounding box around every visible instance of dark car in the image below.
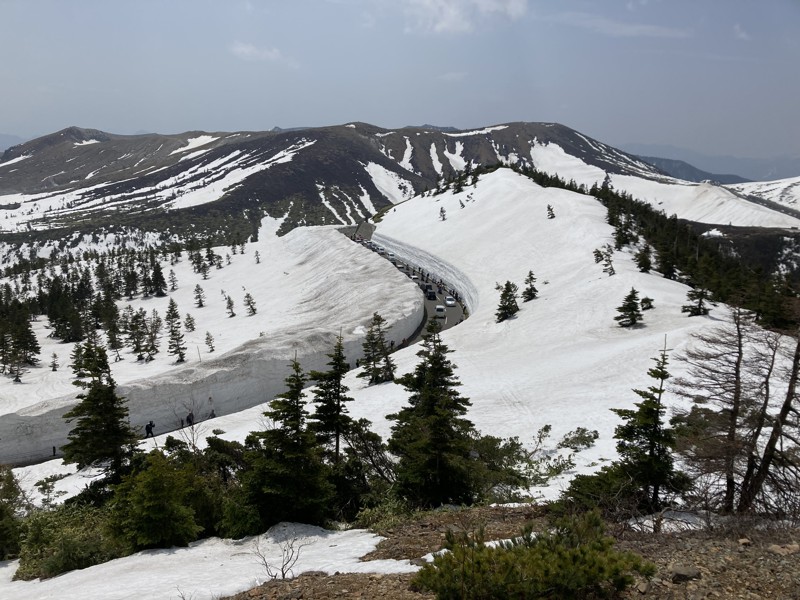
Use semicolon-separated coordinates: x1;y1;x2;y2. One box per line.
426;290;437;301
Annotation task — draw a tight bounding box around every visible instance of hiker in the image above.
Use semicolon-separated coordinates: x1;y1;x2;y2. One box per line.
144;421;155;438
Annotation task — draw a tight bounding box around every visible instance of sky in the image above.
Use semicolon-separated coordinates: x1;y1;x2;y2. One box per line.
1;0;799;160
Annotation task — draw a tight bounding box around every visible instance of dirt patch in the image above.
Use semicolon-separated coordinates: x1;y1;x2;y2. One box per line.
224;506;800;600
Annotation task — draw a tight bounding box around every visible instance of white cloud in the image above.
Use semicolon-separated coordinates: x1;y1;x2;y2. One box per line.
548;12;690;39
733;23;751;41
402;0;527;34
230;42;298;68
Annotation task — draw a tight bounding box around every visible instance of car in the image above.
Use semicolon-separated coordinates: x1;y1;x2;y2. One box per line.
426;290;437;301
444;296;456;307
434;305;446;318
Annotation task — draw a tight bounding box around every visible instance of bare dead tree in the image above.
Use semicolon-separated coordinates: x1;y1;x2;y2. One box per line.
252;524;309;581
673;305;800;516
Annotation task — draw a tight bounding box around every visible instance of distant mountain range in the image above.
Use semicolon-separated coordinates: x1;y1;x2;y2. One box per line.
621;142;800;182
635;156;750;184
2;121;799;285
0;133;25;151
0;122;667;245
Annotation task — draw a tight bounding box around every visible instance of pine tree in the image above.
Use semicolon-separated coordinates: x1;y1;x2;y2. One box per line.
309;334;353;465
681;287;712;316
151;262;167;297
241;358;332;526
144;309;162;360
204;331;215;352
254;250;261;264
165;298;186;363
357;312;395;385
243;292;257;316
634;246;652;273
184;313;196;332
615;288;643;328
521;270;538;302
602;253;615;277
225;295;235;318
610;343;684;511
168;269;178;292
495;281;520;322
439;207;447;221
127;308;148;360
193;284;205;308
388;320;476;507
546;204;555;219
62;340;138;479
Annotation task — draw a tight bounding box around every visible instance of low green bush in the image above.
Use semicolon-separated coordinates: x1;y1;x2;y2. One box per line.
413;510;654;599
15;504;129;580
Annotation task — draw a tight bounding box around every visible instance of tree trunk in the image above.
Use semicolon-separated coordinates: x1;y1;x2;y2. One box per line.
738;333;800;513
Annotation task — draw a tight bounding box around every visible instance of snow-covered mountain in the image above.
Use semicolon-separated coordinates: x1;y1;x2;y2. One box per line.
0;123;800;599
0;122;666;247
4;121;800;596
3;163;793;599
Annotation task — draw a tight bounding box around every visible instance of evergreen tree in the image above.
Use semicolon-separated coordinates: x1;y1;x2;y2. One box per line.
602;253;615;277
546;204;555;219
165;298;186;363
225;295;235;318
205;331;215;352
521;270;538;302
681;287;712;316
112;451;202;550
388;321;476;508
243;292;257;316
184;313;196;332
254;250;261;264
634;246;652;273
309;334;353;465
151;262;167;297
62;340;138;479
144;309;162;360
193;284;205;308
357;312;395;385
614;288;643;327
240;359;332;527
495;281;520;322
127;308;148;360
168;269;178;292
610;344;684;511
50;352;59;372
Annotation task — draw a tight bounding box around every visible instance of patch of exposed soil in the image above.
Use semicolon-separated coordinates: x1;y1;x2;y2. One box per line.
224;506;800;600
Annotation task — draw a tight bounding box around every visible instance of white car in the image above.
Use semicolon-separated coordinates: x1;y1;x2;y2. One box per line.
434;305;446;318
444;296;456;307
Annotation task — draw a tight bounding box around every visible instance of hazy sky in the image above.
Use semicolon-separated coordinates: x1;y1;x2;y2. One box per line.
1;0;798;159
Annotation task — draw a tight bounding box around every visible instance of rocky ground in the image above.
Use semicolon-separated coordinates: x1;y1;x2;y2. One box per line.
224;505;800;600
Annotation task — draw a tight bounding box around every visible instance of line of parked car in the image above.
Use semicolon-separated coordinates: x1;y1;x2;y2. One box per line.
357;237;462;321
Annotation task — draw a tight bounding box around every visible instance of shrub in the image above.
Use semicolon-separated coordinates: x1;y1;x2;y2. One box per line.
413;510;654;599
555;463;643;520
0;465;25;560
557;427;600;451
15;504;129;580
